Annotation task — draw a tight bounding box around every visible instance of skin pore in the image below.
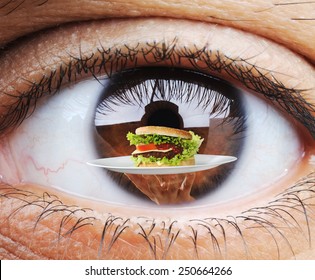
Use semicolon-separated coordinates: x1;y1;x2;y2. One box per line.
0;0;315;259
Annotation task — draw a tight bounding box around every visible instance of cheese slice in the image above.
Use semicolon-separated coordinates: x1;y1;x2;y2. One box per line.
132;148;173;155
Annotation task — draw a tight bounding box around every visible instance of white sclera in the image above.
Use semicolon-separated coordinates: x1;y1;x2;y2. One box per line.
6;77;302;207
198;92;302;205
7;79;152;205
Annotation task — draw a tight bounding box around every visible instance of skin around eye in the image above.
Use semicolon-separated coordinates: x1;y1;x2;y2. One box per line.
0;18;314;131
0;16;315;260
0;0;314;61
0;18;314;95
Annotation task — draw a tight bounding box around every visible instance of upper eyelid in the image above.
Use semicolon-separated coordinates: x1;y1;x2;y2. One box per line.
1;1;314;62
0;18;315;136
0;37;314;138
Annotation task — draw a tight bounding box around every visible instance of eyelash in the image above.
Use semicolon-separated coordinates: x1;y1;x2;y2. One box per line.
1;38;315;138
97;67;246;132
1;172;314;259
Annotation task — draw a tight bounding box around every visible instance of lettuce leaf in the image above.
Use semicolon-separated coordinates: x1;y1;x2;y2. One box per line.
126;131;203;166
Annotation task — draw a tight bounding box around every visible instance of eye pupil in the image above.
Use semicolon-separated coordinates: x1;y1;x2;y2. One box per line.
141;101;184;129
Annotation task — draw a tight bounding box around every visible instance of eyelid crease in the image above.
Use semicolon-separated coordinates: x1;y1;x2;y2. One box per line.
0;39;314;138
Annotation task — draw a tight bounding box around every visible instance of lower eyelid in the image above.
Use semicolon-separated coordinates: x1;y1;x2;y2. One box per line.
1;170;315;259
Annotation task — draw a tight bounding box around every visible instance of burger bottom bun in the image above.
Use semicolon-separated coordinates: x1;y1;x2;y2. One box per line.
138;157;195;167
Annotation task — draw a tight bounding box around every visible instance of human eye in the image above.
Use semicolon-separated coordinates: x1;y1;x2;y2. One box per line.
0;18;315;260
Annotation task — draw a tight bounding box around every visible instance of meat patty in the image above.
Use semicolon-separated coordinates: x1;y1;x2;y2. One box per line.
133;144;183;159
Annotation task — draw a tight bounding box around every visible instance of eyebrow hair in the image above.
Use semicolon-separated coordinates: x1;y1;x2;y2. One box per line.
291;18;315;20
0;0;49;16
276;0;315;20
274;1;315;6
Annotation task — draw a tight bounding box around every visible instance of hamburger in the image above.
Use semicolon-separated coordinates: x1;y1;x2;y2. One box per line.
127;126;203;167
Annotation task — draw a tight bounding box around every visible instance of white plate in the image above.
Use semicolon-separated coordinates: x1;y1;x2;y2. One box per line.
87;155;237;175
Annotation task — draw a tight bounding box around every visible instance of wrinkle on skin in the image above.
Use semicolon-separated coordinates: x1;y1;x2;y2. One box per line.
0;0;315;260
0;0;314;61
1;172;315;260
0;19;314;122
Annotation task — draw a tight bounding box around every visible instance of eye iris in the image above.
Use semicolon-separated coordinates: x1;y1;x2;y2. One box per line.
94;67;246;202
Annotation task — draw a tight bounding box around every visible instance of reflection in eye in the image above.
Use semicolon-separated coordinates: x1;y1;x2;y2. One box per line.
1;64;302;207
95;67;245;202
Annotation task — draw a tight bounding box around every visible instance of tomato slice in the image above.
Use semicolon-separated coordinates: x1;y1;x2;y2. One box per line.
136;143;157;151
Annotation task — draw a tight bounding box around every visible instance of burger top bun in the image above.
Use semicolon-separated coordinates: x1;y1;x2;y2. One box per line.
135;126;192;140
